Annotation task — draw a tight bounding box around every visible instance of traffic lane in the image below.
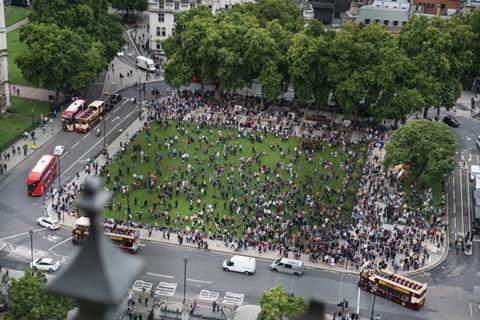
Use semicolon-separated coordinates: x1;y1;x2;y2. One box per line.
82;71;107;103
136;242;432;319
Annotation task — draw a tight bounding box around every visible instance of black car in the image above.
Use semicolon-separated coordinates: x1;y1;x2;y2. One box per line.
110;93;122;104
442;115;460;127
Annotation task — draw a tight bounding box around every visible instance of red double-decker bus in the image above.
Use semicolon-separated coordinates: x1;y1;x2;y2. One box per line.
27;155;57;197
62;99;86;131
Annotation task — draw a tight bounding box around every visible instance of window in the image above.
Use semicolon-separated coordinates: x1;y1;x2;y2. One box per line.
375;19;380;23
175;2;179;9
156;27;161;36
156;42;161;50
383;20;389;25
393;20;398;26
285;264;292;269
440;3;446;8
191;3;195;8
172;28;175;36
159;1;164;9
365;18;371;24
161;27;166;37
225;4;229;9
158;13;164;22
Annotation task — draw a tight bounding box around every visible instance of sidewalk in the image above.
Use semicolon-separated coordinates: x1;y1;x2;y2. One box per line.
9;84;61;103
44;103;447;277
6;17;28;33
0;116;62;178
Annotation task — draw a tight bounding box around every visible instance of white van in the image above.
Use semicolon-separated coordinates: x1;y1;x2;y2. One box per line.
475;175;480;191
471;165;480;181
270;258;304;276
136;56;156;72
222;255;256;275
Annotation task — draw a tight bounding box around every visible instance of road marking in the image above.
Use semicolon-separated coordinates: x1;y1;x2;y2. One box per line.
71;142;80;149
198;289;219;301
81;131;92;140
60;151;68;159
155;282;177;297
223;292;244;306
48;236;72;252
146;272;174;279
111;116;120;123
469;301;473;318
0;228;45;241
187;278;212;284
121;99;129;106
132;280;153;292
477;154;479;163
460;170;465;237
60;104;140;178
469;154;472;162
462;153;465;161
453;176;455;189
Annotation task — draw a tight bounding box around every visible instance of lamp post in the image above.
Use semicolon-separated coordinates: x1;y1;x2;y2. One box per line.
53;146;65;220
183;256;188;305
29;229;34;267
31;109;36;144
370;294;376;320
102;116;106;151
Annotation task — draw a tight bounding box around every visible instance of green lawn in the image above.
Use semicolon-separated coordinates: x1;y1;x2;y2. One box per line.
103;122;350;238
7;29;30;86
10;96;51;118
0;97;52;152
4;5;30;27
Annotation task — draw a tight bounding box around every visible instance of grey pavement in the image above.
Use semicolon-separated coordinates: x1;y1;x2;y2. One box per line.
6;17;28;32
9;84;59;102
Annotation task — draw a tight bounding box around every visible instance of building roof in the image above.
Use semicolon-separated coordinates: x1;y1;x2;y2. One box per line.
356;1;410;22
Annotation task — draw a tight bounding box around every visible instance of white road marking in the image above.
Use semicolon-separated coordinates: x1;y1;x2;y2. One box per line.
223;292;244;306
146;272;174;279
187;278;212;284
132;280;153;292
121;99;129;105
469;301;473;318
81;131;92;140
60;104;140;177
462;153;465;161
467;173;472;234
60;151;68;159
71;142;80;149
198;289;219;301
460;170;465;237
111;116;120;123
48;236;72;252
155;282;177;297
469;153;472;162
477;154;479;163
356;287;361;314
0;228;45;241
113;107;121;113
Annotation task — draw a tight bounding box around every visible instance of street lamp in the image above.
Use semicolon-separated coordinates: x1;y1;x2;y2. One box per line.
31;109;36;144
29;230;34;267
370;294;376;320
53;145;65;220
102;116;107;152
183;256;188;305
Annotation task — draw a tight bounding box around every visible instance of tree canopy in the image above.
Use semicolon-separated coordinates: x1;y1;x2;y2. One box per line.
384;120;457;178
109;0;148;17
16;23;106;101
257;287;305;320
5;271;75;320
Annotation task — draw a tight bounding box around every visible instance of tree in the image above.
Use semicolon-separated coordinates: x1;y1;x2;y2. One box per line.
398;16;475;119
5;271;75;320
463;10;480;87
30;0;124;62
109;0;148;17
384;120;457;179
16;23;106;103
257;287;305;320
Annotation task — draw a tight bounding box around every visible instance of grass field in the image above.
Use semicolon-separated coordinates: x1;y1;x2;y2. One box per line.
0;97;52;151
7;29;30;86
103;122;349;236
4;5;30;27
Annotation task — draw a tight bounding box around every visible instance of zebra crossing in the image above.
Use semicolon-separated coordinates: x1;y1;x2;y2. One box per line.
131;279;245;306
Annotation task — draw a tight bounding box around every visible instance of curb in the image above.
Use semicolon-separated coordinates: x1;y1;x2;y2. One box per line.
0;128;63;182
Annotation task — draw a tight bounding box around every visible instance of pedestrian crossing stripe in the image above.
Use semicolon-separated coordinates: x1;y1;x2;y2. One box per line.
155;282;177;297
198;289;220;301
132;280;153;292
223;292;244;306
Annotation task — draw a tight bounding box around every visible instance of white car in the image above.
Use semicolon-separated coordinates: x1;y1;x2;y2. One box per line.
471;165;480;181
53;145;65;156
36;217;61;230
30;258;60;272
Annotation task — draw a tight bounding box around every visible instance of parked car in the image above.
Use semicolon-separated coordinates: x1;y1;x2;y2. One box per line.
222;255;256;275
477;135;480;149
36;217;61;230
110;93;122;104
30;258;60;272
471;165;480;181
442;115;460;127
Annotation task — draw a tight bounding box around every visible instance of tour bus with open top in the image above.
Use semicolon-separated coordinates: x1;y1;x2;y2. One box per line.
358;261;427;310
27;154;57;196
72;217;140;253
74;100;105;133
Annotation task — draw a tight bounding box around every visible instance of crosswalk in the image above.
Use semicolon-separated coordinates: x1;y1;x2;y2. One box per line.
132;279;245;306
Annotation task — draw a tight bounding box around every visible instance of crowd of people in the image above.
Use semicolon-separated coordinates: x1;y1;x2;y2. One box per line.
48;89;446;275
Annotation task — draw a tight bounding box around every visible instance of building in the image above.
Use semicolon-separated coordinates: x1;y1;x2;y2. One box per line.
411;0;462;15
0;0;11;113
308;0;352;25
148;0;314;56
347;0;410;30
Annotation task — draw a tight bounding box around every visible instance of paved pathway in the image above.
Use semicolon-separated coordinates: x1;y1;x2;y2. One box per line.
6;17;28;33
9;84;59;103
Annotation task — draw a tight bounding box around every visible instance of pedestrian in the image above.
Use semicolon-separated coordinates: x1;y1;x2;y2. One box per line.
212;300;217;313
16;88;19;96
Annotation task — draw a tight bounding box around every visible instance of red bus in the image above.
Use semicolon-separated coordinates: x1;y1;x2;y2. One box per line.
359;262;427;310
27;155;57;197
62;99;86;131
